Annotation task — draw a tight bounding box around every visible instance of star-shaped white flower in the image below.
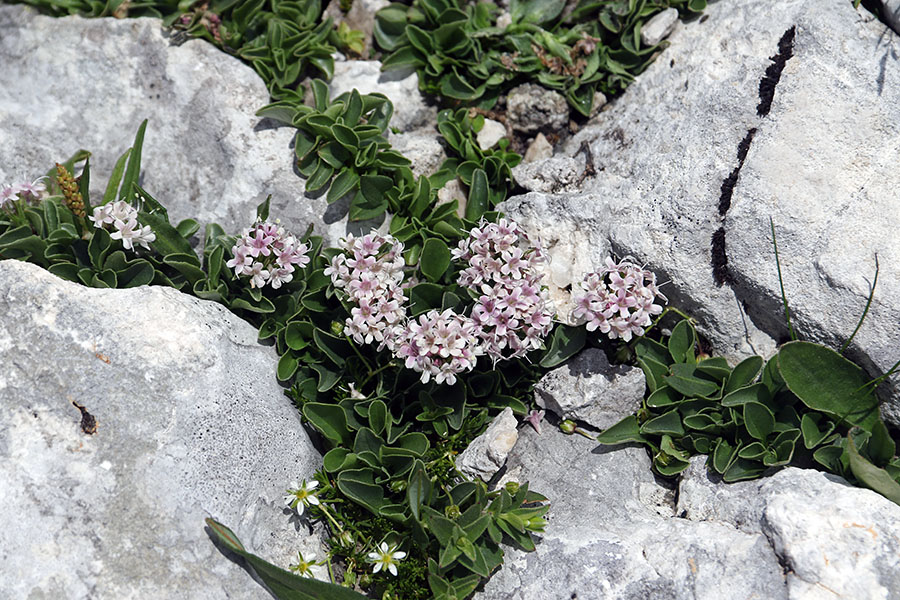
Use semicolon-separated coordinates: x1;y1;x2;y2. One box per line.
367;542;406;576
283;479;320;516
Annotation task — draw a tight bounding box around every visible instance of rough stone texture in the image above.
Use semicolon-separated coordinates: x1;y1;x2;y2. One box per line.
879;0;900;34
0;6;345;246
476;428;788;600
505;83;570;133
510;155;587;194
0;260;322;599
677;456;900;599
388;128;446;177
476;118;508;150
456;407;519;482
535;348;645;429
329;61;435;132
522;132;553;163
640;7;680;46
501;0;900;427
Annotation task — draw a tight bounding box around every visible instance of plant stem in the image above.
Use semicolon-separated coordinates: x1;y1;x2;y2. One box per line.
361;361;398;387
346;336;373;373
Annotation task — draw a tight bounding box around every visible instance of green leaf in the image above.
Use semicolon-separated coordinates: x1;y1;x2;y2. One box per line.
725;356;764;393
641;409;685;436
327;168;359;203
800;413;836;449
337;469;390;513
743;402;775;440
539;325;586;369
407;459;432;521
667;319;696;363
778;341;880;432
303;402;352;446
664;363;720;398
723;458;769;482
409;282;444;315
119;119;147;202
465;168;490;221
848;434;900;505
205;518;369;599
277;353;299;381
868;418;896;467
420;238;451;281
103;148;131;206
721;382;770;407
595;415;646;445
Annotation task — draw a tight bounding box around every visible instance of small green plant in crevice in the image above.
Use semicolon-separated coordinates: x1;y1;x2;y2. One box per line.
435;108;521;213
375;0;707;116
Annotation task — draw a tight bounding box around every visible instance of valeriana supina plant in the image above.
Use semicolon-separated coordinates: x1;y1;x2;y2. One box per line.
391;308;484;385
452;218;555;362
0;177;47;210
571;256;667;341
226;219;311;289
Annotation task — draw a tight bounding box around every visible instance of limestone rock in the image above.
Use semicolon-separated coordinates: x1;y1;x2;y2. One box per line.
501;0;900;419
476;118;507;150
535;348;645;429
388;128;446;177
329;60;435;132
505;83;569;133
0;6;343;246
522;133;553;163
510;155;587;193
640;7;679;47
456;407;519;482
677;456;900;599
0;260;322;599
476;427;787;600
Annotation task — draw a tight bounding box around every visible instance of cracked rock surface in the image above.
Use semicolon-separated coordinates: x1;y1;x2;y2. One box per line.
0;260;322;599
500;0;900;424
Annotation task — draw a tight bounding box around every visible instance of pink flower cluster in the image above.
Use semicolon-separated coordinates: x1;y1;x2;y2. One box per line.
226;220;310;289
0;177;46;210
325;232;407;346
452;218;554;362
392;309;483;385
571;257;667;342
89;201;157;251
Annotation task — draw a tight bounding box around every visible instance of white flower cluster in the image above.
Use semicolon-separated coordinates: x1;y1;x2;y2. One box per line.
392;309;483;385
89;201;157;251
452;218;554;362
325;232;407;346
226;220;310;289
0;177;46;210
571;257;667;342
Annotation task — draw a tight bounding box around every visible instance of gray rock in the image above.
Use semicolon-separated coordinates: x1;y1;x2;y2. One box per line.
535;348;645;429
476;118;507;150
505;83;569;133
510;155;587;193
501;0;900;416
640;7;679;47
522;132;553;163
0;6;343;246
0;260;322;599
388;128;446;177
677;456;900;599
329;61;435;132
878;0;900;34
456;407;519;482
477;428;788;600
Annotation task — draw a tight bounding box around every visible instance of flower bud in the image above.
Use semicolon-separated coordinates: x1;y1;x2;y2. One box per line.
330;320;345;336
504;481;520;495
444;504;461;519
560;419;577;434
390;479;407;493
339;530;355;548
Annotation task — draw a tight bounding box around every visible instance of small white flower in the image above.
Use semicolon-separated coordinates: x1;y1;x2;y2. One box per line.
288;550;320;579
283;479;320;516
367;542;406;576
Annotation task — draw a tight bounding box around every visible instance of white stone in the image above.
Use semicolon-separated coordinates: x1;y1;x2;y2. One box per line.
456;407;519;482
535;349;645;429
0;260;322;598
523;132;553;163
640;7;679;47
476;118;508;150
388;128;446;177
329;60;435;132
0;6;343;246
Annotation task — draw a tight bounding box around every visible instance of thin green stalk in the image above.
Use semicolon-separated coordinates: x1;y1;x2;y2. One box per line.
770;217;796;341
840;255;879;355
345;335;373;373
